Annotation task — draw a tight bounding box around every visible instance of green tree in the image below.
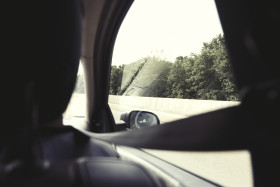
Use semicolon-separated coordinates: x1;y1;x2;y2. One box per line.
167;34;239;101
139;57;172;97
197;34;238;100
167;56;188;98
212;35;239;100
110;65;124;95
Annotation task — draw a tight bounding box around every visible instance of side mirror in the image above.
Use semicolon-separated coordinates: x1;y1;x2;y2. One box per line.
120;111;160;129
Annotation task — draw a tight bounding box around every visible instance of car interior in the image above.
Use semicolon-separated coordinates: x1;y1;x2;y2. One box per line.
1;0;280;186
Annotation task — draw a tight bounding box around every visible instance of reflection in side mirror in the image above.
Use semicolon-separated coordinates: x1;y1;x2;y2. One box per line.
120;111;160;129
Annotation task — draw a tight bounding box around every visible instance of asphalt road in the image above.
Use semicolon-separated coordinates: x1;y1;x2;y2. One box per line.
143;149;252;187
64;93;253;187
109;103;253;187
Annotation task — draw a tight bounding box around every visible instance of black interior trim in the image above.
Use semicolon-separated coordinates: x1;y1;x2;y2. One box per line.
90;0;134;132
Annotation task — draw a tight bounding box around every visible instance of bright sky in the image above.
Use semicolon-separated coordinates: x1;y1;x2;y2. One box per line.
112;0;223;66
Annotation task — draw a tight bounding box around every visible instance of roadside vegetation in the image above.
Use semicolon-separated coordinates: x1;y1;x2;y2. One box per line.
112;34;239;101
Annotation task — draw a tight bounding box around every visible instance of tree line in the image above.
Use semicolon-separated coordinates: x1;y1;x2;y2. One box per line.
110;34;239;101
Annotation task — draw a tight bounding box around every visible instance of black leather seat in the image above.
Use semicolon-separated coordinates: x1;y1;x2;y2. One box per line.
1;126;159;187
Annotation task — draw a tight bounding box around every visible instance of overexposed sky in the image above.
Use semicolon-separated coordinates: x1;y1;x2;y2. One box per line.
112;0;223;66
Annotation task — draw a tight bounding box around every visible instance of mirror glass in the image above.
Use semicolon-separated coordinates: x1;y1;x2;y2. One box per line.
129;111;159;129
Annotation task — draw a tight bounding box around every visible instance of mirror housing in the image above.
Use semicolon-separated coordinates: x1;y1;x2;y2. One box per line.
120;111;160;129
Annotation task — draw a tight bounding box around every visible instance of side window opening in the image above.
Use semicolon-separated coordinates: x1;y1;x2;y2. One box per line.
110;0;240;125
